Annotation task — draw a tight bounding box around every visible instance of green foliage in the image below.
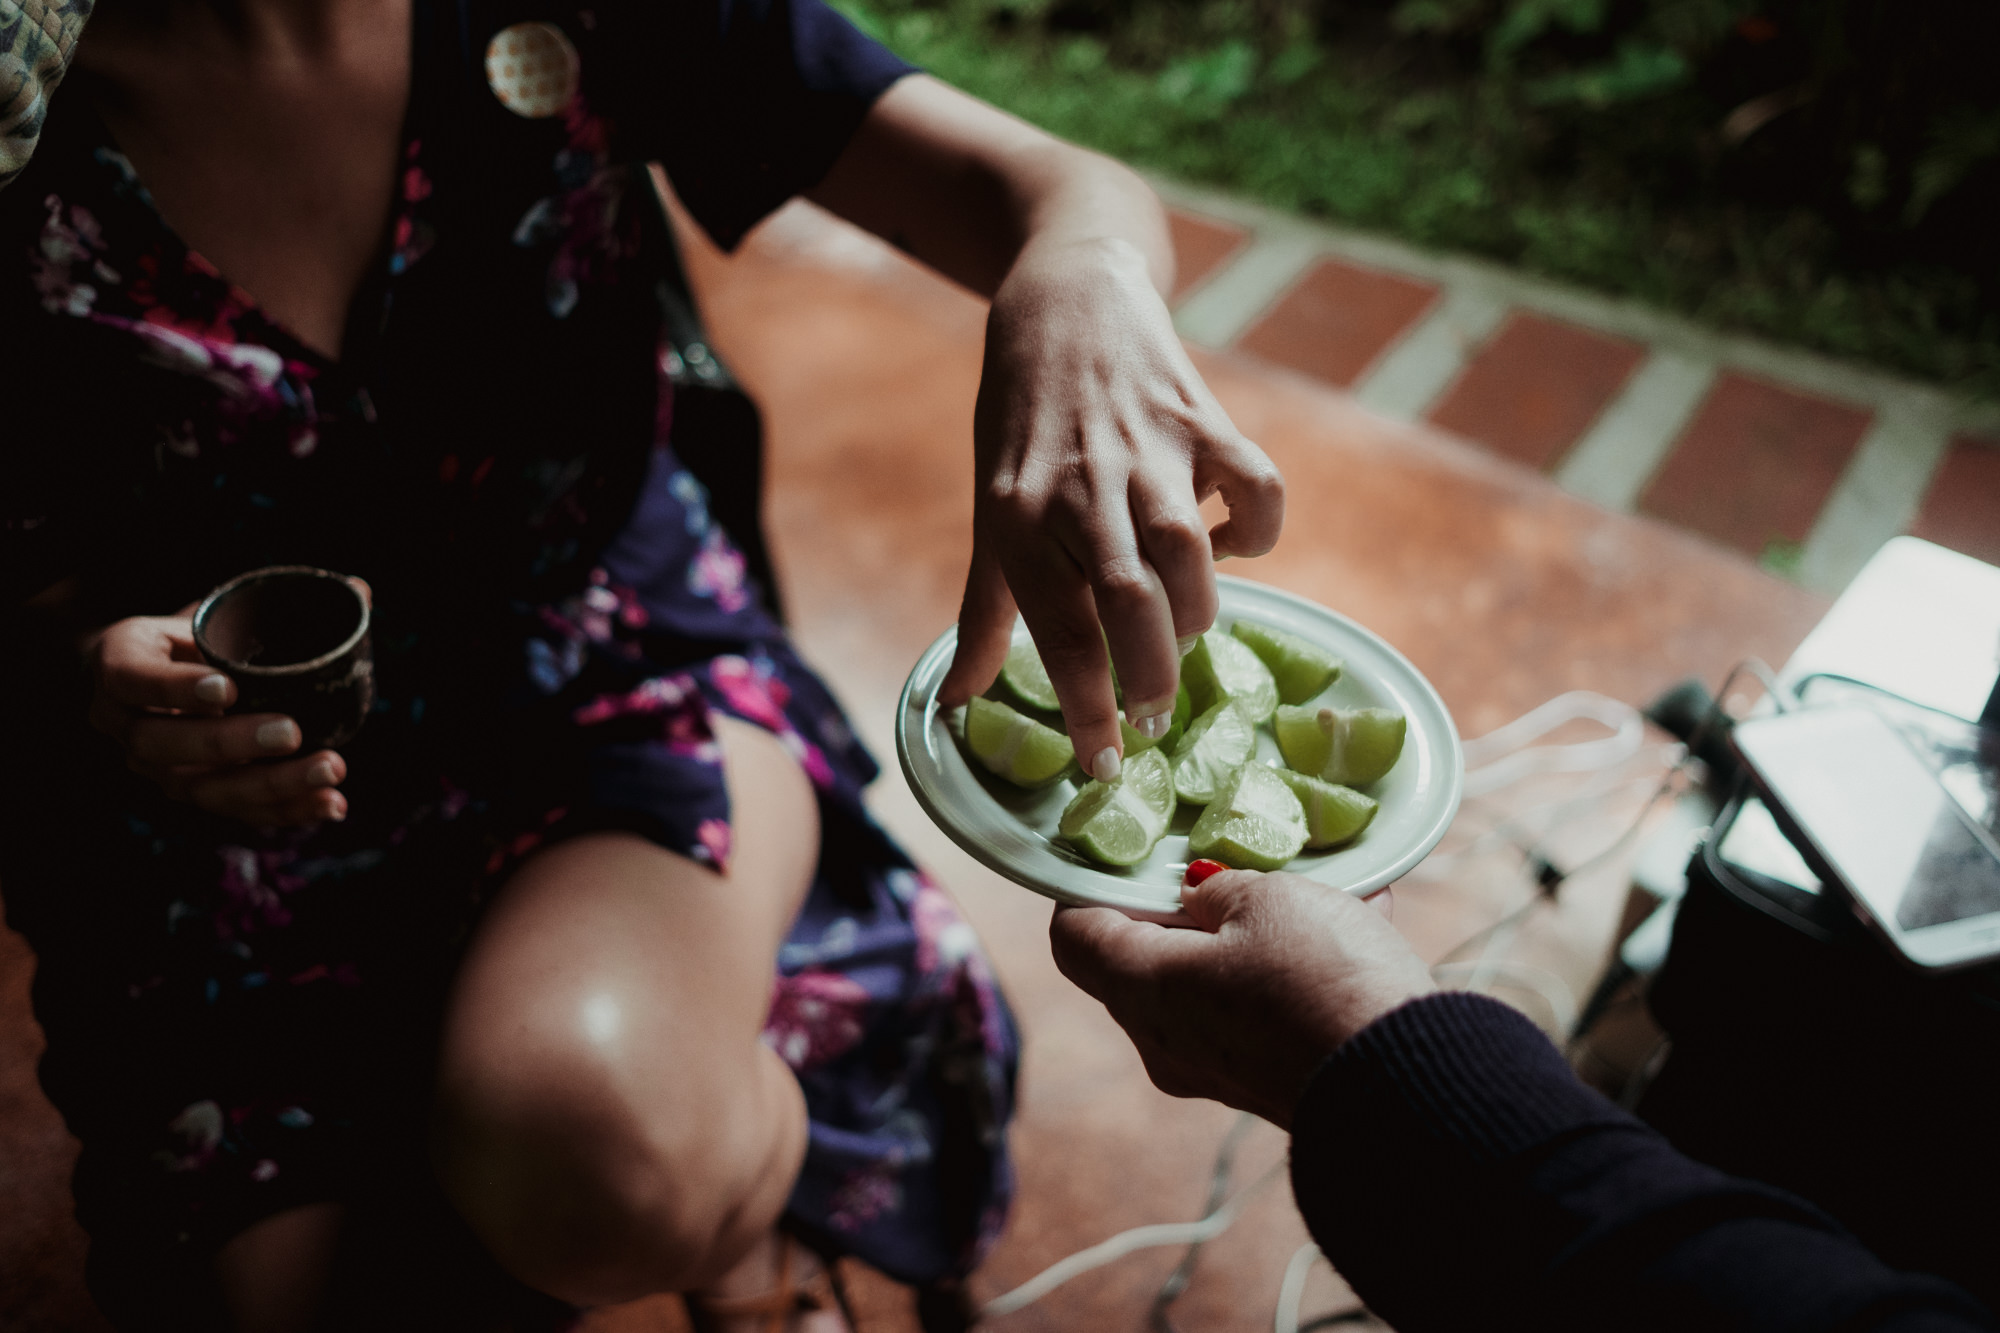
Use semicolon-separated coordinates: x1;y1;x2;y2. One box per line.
1908;108;2000;226
839;0;2000;395
1486;0;1609;64
1157;39;1259;114
1525;41;1689;108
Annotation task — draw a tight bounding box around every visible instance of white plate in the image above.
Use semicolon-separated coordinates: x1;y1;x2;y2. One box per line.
895;574;1464;921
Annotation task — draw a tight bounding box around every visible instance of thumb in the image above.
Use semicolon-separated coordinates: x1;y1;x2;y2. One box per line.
1050;904;1212;1000
1179;868;1267;933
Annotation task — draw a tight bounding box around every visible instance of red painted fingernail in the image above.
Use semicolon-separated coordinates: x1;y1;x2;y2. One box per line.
1185;859;1227;886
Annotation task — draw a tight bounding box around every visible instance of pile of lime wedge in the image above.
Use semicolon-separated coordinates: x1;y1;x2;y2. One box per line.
960;618;1407;871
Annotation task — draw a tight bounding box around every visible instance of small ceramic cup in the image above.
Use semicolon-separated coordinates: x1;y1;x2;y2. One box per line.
192;566;375;752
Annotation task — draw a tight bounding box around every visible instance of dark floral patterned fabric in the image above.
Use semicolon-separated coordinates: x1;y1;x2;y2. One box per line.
0;0;1015;1314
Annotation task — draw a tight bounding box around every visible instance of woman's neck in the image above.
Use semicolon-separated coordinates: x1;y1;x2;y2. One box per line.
71;0;413;361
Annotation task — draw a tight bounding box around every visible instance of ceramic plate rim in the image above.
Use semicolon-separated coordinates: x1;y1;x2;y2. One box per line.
895;574;1464;921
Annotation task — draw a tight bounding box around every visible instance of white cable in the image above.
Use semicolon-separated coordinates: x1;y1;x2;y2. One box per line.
1401;765;1675;882
1459;690;1643;770
1460;692;1646;797
1457;895;1533;996
1432;959;1580;1034
980;1159;1287;1318
1273;1242;1321;1333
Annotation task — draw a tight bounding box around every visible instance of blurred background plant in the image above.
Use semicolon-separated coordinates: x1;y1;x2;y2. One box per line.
839;0;2000;395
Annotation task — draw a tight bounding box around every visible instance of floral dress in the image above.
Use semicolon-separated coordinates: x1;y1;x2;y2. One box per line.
0;0;1016;1322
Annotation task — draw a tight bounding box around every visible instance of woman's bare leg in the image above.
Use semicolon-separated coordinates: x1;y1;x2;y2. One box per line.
214;1202;345;1333
431;716;820;1307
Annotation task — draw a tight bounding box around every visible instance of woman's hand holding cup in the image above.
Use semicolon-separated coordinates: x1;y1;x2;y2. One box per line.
86;609;349;827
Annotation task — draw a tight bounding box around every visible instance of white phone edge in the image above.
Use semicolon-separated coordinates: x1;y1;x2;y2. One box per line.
1732;706;2000;974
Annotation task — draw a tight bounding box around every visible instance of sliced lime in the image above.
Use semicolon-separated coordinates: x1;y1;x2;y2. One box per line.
999;638;1061;715
1275;769;1379;847
1171;700;1257;806
1120;680;1192;756
1187;763;1308;871
1273;703;1333;775
1231;620;1343;705
1183;631;1280;726
964;696;1075;788
1274;704;1407;787
1059;748;1174;866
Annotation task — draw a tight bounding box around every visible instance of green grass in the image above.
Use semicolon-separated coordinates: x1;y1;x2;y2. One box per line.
841;0;2000;396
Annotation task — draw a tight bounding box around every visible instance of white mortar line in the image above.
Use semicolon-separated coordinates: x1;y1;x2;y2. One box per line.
1554;351;1719;512
1349;285;1511;422
1150;174;1999;440
1798;399;1957;595
1172;230;1324;349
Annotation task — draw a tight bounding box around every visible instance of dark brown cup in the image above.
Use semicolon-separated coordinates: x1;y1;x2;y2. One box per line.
192;566;375;752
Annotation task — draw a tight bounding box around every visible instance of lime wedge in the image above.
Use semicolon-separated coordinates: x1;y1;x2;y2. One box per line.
1184;632;1279;726
1171;700;1256;806
964;696;1075;788
1120;680;1192;756
999;639;1061;714
1230;620;1343;705
1187;763;1308;871
1274;704;1407;787
1273;704;1332;775
1274;769;1379;847
1059;749;1174;866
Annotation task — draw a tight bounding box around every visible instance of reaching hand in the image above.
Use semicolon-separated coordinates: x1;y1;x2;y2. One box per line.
1050;868;1435;1127
86;610;349;827
938;235;1284;782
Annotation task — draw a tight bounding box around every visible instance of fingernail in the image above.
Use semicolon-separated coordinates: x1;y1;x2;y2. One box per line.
309;758;339;787
1185;858;1228;886
1130;708;1173;739
326;793;348;823
1177;633;1201;657
256;719;300;752
194;674;232;707
1090;746;1122;782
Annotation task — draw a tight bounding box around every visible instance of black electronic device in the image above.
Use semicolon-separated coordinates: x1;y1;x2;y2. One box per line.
1733;705;2000;972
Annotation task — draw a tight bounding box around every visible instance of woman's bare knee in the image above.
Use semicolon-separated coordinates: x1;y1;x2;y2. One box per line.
434;1030;805;1304
432;717;820;1304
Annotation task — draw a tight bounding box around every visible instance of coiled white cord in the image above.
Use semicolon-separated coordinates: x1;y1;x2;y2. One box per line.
1273;1242;1321;1333
1459;691;1646;797
979;1159;1288;1318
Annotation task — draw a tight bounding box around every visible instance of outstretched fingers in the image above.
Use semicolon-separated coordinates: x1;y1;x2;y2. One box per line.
1200;432;1285;560
1131;479;1217;656
1010;543;1125;780
1080;538;1178;748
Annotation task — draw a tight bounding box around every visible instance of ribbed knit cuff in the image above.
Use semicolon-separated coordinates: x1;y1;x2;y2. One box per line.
1295;990;1632;1170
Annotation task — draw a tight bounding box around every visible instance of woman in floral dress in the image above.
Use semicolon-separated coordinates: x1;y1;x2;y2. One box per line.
0;0;1282;1327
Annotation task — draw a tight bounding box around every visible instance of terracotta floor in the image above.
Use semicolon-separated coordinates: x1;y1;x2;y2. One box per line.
1159;188;2000;599
0;201;1827;1332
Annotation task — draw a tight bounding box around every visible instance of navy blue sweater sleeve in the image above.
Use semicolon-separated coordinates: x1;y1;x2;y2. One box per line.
1289;992;1994;1332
